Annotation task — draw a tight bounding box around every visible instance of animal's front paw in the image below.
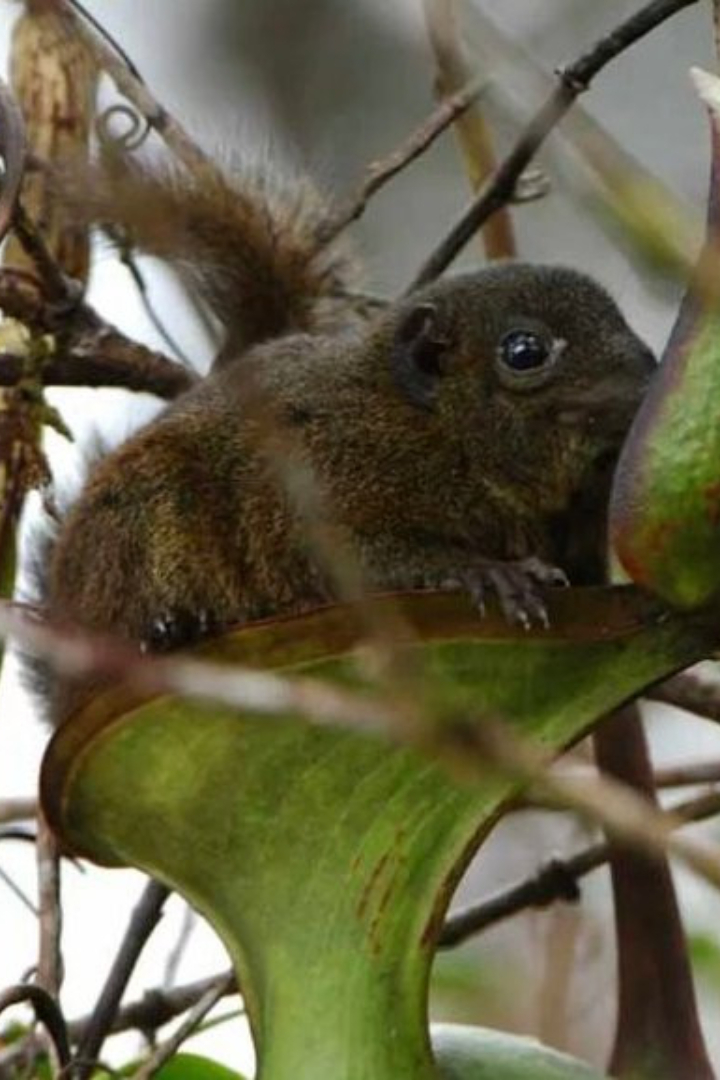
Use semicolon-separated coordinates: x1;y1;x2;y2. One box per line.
140;607;218;653
451;556;569;629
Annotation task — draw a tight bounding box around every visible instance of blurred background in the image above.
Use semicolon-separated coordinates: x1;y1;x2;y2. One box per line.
1;0;720;1074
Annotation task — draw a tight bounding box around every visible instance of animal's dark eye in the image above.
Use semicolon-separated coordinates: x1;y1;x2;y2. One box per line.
498;330;551;373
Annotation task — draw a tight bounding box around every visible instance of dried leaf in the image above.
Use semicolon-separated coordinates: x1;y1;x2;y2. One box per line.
3;1;98;283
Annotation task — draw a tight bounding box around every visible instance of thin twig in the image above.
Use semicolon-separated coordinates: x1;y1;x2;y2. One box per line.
655;761;720;787
414;2;706;300
98;969;236;1039
0;268;195;399
0;344;194;399
11;202;78;306
649;671;720;722
616;712;717;1069
0;601;405;735
0;864;38;916
35;811;62;997
439;787;720;947
442;715;720;892
409;0;701;289
316;74;486;245
544;759;720;793
111;238;194;368
162;904;196;991
132;973;236;1080
0;973;238;1075
63;0;146;88
75;880;170;1077
0;797;37;825
595;705;713;1078
423;0;515;259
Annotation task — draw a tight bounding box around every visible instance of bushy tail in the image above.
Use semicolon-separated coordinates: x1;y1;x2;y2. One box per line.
62;155;357;358
17;513;59;725
18;435;115;726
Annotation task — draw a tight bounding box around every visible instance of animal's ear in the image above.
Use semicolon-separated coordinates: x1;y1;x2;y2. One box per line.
390;302;450;410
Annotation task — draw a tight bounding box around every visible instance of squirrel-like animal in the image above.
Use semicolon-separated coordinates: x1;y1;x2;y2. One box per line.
29;160;655;725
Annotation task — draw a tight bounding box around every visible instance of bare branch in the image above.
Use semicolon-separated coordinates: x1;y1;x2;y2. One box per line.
440;3;709;300
11;202;80;306
650;671;720;723
439;787;720;948
75;880;170;1077
0;602;404;735
594;706;713;1079
98;969;236;1038
440;715;720;892
0;797;37;825
0;864;38;916
317;74;486;245
409;0;701;290
0;269;196;399
423;0;515;259
35;811;62;997
0;343;195;399
545;759;720;792
63;0;147;92
644;760;720;788
0;972;238;1075
163;904;196;990
132;973;236;1080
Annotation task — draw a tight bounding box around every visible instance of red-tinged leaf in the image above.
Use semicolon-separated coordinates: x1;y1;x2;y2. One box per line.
610;73;720;608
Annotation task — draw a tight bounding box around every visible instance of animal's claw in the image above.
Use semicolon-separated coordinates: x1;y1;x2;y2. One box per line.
457;557;569;629
141;607;217;653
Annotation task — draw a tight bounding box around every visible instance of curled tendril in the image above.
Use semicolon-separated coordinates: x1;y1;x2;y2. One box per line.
96;104;150;152
0;985;71;1069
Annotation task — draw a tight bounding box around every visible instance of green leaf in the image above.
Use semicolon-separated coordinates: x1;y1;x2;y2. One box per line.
433;1024;605;1079
41;589;717;1080
153;1052;246;1080
431;950;505;1007
689;931;720;997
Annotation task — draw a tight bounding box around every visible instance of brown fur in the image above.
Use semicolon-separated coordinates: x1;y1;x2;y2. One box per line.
38;263;655;725
60;156;356;358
